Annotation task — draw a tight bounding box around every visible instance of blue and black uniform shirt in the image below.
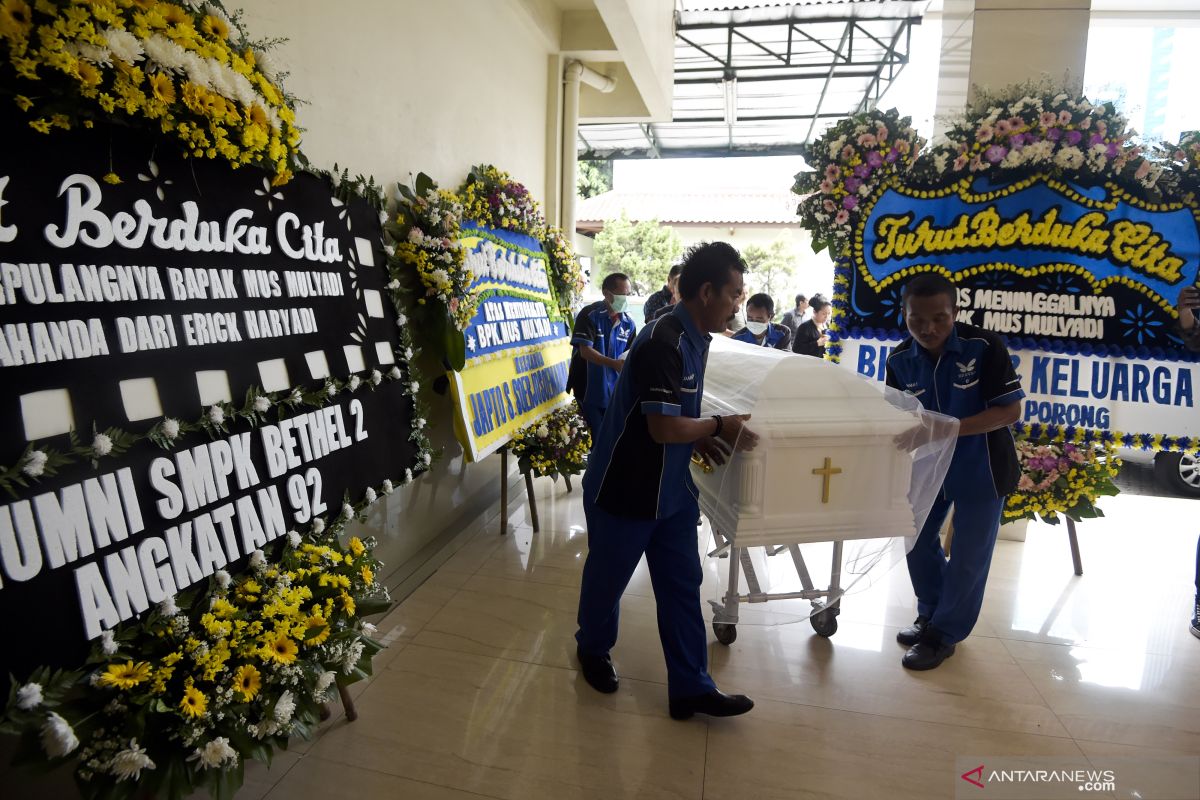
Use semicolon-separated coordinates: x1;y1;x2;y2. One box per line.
571;300;636;410
583;304;710;520
731;322;792;351
885;322;1025;501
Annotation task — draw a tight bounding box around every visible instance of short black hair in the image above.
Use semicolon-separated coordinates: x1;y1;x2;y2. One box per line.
601;272;630;293
746;293;775;316
902;272;957;308
809;295;830;313
668;263;683;279
678;242;746;300
794;293;807;306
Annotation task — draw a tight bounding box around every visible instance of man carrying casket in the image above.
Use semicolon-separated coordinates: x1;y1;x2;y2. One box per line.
575;242;759;720
885;273;1024;670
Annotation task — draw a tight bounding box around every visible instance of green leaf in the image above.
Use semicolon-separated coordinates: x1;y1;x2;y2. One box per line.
415;172;435;197
444;326;466;372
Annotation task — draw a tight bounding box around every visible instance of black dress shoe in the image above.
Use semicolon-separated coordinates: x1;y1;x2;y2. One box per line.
669;690;754;720
902;631;956;671
896;615;929;647
576;647;618;693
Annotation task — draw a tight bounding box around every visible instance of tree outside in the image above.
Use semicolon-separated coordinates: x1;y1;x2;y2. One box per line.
741;235;798;313
592;210;684;295
577;160;613;199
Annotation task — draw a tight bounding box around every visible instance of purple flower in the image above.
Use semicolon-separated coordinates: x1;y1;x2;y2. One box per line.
1046;127;1063;142
853;164;872;179
866;151;884;168
845;177;862;193
842;195;858;211
1064;130;1083;146
985;145;1008;164
1106;142;1120;158
1009;133;1026;148
885;150;899;163
1088;133;1105;148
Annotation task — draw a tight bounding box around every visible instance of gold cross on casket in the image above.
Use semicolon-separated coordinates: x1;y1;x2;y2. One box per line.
811;457;843;504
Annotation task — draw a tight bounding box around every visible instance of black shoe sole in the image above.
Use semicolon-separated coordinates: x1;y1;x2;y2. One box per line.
902;646;955;671
668;698;754;720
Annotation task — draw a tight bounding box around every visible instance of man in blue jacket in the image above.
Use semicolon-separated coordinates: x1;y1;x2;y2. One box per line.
885;273;1024;670
731;293;792;350
576;242;759;720
571;272;637;436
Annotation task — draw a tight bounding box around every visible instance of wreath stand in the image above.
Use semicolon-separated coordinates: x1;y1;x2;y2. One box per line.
944;516;1083;576
497;445;575;535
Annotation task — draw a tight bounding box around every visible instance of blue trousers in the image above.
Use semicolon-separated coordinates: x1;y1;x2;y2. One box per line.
907;494;1004;645
581;402;606;441
575;497;717;699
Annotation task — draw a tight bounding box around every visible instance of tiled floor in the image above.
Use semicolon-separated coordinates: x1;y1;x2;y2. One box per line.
239;480;1200;799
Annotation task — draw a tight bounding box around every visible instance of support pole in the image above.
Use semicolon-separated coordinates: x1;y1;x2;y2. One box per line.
1066;517;1083;576
525;471;540;532
500;446;509;536
338;685;358;722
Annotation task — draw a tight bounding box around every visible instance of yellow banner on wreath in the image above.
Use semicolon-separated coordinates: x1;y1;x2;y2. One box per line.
449;341;573;461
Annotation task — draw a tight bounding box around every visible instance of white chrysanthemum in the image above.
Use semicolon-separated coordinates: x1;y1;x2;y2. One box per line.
40;712;79;758
254;48;279;81
311;517;325;534
388;367;402;380
313;670;336;699
22;449;47;478
208;405;225;425
286;530;301;547
189;737;237;769
161;418;180;439
142;34;186;73
100;629;118;655
249;550;266;569
342;503;355;521
386;279;400;290
158;595;179;617
180;50;209;87
273;690;296;724
370;369;382;386
326;383;338;397
214;569;231;588
414;418;425;430
349;376;361;392
404;347;414;361
395;313;408;326
103;28;144;65
363;487;377;505
381;479;394;495
109;740;155;781
229;69;257;108
536;425;549;439
409;381;420;394
75;43;112;67
92;433;113;457
362;622;379;638
341;641;365;674
16;683;43;711
422;452;431;466
1054;146;1085;170
404;469;414;484
253;396;271;413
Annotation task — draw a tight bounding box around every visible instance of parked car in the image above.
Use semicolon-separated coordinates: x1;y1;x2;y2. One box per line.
1119;447;1200;497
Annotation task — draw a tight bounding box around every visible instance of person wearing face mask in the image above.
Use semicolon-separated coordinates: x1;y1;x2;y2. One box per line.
791;295;831;357
731;293;792;350
575;242;760;721
571;272;637;436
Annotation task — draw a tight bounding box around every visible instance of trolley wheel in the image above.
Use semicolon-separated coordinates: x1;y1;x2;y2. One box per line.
811;605;838;638
713;622;738;645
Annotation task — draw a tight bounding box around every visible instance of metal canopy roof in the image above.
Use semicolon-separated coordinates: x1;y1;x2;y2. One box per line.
578;1;928;159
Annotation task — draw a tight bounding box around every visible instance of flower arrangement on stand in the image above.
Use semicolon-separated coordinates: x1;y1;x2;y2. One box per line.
0;504;391;800
1;0;303;184
541;226;586;321
460;163;547;237
793;107;925;254
1004;434;1121;525
1159;130;1200;204
909;81;1162;197
510;403;590;482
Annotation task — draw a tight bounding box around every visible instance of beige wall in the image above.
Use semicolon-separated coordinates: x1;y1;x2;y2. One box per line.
238;0;563;588
969;0;1091;99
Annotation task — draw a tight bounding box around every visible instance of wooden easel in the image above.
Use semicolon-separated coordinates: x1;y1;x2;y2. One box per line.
498;445;575;535
943;515;1083;575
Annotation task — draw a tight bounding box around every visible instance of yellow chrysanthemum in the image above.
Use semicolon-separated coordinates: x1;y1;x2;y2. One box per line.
0;0;33;39
180;684;207;718
199;13;228;39
232;663;261;701
99;660;152;689
348;537;365;557
262;634;298;664
360;566;373;584
339;592;355;616
103;172;121;185
148;71;176;104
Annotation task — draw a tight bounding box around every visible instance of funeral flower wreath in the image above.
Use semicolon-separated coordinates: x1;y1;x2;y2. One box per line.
510;402;590;482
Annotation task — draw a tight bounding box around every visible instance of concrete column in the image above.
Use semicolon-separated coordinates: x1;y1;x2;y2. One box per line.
932;0;1092;137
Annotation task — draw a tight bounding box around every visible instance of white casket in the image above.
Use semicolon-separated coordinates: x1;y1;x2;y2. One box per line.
694;337;925;548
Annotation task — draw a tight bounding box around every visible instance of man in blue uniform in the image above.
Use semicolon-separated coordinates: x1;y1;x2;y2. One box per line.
644;263;682;321
571;273;637;436
575;242;759;720
731;293;792;350
885;273;1024;670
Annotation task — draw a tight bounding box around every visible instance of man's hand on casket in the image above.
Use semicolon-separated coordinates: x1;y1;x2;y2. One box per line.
719;414;759;452
694;436;732;468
